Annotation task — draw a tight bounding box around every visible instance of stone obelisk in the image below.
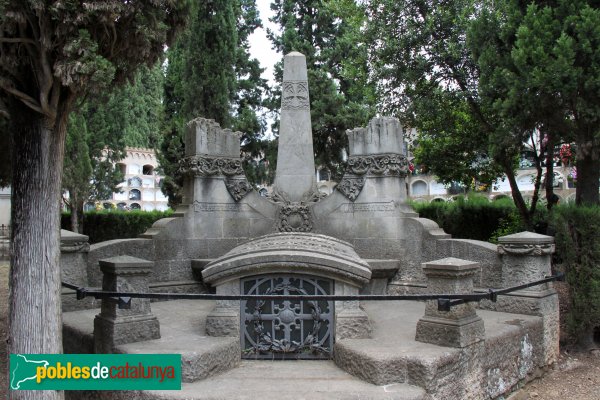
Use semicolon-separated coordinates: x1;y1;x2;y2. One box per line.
273;52;316;202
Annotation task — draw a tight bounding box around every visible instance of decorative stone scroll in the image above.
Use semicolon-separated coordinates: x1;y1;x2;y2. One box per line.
336;154;409;201
224;178;252;201
346;154;409;177
178;155;243;177
60;240;90;253
497;243;554;256
281;80;310;110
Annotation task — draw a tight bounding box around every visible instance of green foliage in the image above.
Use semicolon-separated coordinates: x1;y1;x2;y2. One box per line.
268;0;377;178
512;1;600;205
366;0;600;224
411;195;519;242
117;64;166;149
489;210;527;244
159;0;268;205
551;204;600;345
0;0;188;187
63;112;94;207
468;0;600;205
412;92;505;188
61;210;173;244
366;0;531;219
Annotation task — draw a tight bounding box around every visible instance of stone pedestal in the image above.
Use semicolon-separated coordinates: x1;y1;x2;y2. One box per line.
60;230;95;311
206;280;240;337
416;258;484;348
335;281;372;339
497;231;559;364
94;256;160;353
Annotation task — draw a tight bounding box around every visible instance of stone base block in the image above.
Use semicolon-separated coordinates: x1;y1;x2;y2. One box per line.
387;281;428;295
62;291;100;312
416;315;484;348
94;314;160;353
205;308;239;337
336;308;372;339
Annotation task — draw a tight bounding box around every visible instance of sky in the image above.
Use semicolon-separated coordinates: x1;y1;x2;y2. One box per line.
248;1;279;86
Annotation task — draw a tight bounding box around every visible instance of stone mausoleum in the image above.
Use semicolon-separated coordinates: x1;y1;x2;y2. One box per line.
62;52;559;400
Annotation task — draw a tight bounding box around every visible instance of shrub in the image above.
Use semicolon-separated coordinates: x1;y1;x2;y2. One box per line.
550;204;600;348
61;210;173;243
411;195;517;241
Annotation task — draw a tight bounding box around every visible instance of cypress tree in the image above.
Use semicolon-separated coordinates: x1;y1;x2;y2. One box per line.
268;0;376;178
159;0;267;206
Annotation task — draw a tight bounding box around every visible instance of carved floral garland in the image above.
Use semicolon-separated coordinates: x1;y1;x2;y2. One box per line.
178;155;243;177
337;153;409;201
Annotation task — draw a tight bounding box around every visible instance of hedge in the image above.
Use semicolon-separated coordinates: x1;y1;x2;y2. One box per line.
410;195;520;242
413;197;600;347
61;210;173;244
550;204;600;347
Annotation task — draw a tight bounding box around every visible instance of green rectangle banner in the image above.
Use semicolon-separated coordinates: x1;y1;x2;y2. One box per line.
10;354;181;390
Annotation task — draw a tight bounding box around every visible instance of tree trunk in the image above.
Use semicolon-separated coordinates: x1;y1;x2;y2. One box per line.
8;99;70;400
545;135;557;211
76;198;85;235
69;190;79;233
575;136;600;205
503;162;533;229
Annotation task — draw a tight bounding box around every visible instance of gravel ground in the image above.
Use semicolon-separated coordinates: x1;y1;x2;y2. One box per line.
510;350;600;400
0;261;599;399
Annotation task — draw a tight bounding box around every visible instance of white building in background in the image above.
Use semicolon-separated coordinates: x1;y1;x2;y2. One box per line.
0;186;10;227
407;164;577;204
86;147;169;212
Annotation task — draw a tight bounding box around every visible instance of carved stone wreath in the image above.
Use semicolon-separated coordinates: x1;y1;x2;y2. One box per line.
268;188;324;232
278;203;312;232
224;178;252;202
178;155;243;177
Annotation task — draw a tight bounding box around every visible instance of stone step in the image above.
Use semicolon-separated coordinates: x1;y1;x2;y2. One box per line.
90;360;425;400
167;360;426;400
63;300;240;383
333;301;460;389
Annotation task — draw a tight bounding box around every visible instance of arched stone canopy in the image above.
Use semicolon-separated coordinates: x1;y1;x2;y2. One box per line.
202;232;372;286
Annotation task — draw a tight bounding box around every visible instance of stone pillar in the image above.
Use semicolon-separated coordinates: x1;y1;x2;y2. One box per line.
94;255;160;353
60;229;94;311
335;281;372;339
205;279;240;337
415;257;485;348
273;52;317;201
60;229;90;285
177;118;245;214
497;231;559;364
338;117;409;203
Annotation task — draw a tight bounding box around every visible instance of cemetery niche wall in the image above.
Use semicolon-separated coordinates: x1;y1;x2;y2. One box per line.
61;52;559;400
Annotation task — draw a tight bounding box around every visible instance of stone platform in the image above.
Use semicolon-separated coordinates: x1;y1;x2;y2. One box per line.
63;299;545;399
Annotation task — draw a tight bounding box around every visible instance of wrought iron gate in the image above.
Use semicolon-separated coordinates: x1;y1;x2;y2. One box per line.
241;275;334;359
